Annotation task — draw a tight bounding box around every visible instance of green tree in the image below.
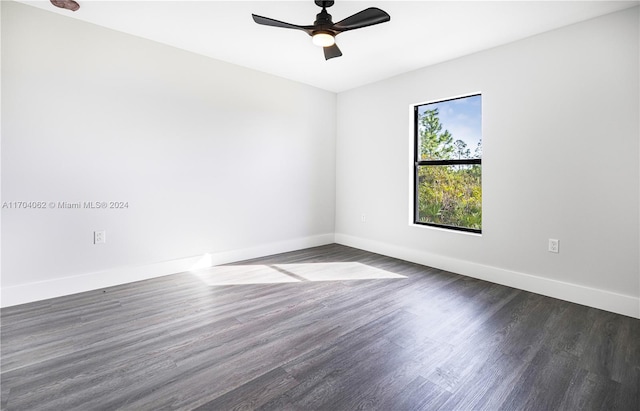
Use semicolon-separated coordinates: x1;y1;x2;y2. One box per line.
453;139;470;160
474;139;482;158
419;108;454;160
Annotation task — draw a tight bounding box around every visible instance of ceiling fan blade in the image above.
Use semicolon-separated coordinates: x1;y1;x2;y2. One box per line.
50;0;79;11
323;43;342;60
332;7;390;32
252;14;313;35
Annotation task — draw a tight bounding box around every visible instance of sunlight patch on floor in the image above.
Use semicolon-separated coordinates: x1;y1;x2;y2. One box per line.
191;262;406;286
190;253;213;270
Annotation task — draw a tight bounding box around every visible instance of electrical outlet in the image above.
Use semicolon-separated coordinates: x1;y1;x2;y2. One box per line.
361;214;366;223
94;230;106;244
548;238;559;253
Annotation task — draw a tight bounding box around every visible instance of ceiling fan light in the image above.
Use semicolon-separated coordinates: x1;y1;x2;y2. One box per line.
312;32;335;47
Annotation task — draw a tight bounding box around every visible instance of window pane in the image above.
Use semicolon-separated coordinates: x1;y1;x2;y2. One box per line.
417;164;482;230
417;95;482;160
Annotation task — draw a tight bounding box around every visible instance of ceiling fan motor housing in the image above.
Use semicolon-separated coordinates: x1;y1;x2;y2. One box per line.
313;9;336;36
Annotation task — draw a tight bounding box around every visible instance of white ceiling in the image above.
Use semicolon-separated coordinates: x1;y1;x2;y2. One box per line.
17;0;639;92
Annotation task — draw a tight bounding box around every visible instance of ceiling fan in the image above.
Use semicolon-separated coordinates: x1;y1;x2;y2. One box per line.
50;0;80;12
252;0;390;60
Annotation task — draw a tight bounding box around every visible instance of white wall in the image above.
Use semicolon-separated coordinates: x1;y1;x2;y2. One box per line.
335;7;640;318
1;1;336;305
2;3;638;318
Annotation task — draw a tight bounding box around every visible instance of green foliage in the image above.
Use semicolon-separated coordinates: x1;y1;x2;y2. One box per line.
417;165;482;230
419;108;454;160
453;139;470;160
474;139;482;158
417;109;482;230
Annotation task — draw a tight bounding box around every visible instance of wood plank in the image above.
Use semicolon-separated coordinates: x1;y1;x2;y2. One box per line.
1;244;638;410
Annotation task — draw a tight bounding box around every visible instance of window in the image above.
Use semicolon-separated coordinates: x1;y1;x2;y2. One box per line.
414;94;482;233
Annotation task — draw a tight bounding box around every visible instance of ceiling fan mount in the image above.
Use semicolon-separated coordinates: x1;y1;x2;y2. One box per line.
314;1;335;8
252;0;390;60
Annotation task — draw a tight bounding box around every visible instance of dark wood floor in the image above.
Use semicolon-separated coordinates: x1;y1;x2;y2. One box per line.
1;244;638;410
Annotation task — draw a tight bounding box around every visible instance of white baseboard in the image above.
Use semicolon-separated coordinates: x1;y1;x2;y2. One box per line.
0;233;335;308
335;233;640;319
5;232;638;319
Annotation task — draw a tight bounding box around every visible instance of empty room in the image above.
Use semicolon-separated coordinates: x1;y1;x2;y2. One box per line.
1;0;639;410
